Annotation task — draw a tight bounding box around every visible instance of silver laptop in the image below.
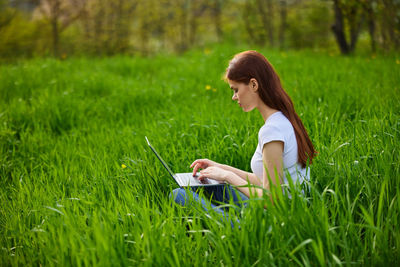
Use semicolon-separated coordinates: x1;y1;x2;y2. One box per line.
145;136;223;187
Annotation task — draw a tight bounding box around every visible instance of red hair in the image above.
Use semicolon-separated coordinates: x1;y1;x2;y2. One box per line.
225;50;316;168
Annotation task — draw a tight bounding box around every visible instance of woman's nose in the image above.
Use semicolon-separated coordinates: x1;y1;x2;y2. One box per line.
232;93;237;101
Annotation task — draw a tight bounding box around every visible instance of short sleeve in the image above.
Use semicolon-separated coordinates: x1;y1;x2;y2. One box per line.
258;124;285;149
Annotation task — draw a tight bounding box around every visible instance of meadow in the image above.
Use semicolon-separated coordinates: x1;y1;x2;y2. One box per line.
1;44;399;266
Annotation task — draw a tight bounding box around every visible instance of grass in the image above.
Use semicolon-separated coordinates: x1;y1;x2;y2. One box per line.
0;43;399;266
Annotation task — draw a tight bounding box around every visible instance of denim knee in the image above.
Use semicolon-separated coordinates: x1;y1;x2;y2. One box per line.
170;188;188;206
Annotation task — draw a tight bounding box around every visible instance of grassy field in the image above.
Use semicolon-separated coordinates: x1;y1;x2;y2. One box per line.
1;44;399;266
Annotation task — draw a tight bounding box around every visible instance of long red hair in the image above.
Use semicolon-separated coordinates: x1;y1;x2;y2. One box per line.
225;50;316;168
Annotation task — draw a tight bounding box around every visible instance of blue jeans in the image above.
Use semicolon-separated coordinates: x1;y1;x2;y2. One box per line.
170;184;249;227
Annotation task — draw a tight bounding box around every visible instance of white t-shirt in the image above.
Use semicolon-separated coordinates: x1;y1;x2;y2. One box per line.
250;111;310;185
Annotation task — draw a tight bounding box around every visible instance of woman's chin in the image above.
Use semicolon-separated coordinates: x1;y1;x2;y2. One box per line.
242;106;254;112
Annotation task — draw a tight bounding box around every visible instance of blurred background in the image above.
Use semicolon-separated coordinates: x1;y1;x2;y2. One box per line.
0;0;399;60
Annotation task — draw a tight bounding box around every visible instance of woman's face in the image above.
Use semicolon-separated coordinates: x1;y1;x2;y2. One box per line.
228;79;260;112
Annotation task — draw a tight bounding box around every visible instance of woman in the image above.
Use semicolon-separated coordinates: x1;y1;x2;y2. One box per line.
171;50;316;221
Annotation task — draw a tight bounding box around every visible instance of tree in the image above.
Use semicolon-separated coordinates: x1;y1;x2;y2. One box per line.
0;0;17;31
331;0;363;54
378;0;400;50
188;1;208;46
34;0;87;57
331;0;400;54
256;0;275;46
361;0;377;52
79;0;136;55
278;0;287;48
210;0;223;41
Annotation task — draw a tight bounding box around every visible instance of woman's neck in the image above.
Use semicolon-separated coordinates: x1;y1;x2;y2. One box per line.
257;103;279;122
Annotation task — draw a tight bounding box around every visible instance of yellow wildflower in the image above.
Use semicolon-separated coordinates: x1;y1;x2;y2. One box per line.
212;88;217;92
204;49;211;55
205;85;211;90
396;59;400;65
121;164;127;169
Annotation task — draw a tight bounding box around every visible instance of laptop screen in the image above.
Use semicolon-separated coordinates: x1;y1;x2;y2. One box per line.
145;136;176;178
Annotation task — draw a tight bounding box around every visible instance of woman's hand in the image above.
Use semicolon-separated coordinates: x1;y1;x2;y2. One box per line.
190;158;219;176
197;166;232;182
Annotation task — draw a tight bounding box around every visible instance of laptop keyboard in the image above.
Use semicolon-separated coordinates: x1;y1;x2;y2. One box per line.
177;173;200;186
176;173;216;186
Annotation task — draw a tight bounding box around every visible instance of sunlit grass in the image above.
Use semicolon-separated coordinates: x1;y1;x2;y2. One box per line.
1;44;399;265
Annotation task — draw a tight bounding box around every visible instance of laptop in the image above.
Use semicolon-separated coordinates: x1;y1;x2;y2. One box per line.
145;136;223;187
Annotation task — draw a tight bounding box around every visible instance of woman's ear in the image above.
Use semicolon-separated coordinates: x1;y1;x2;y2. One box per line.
250;78;259;92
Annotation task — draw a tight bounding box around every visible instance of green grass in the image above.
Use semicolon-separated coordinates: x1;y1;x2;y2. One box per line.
1;44;399;266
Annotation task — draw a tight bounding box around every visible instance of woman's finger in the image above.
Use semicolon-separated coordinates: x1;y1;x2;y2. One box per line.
191;159;207;168
200;169;209;176
190;160;199;168
197;173;208;180
193;163;207;176
192;163;200;176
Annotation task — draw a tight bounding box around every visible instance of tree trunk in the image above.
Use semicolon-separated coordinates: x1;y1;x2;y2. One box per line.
266;0;274;47
279;0;287;49
213;0;223;41
368;17;376;52
348;5;363;52
256;0;274;46
382;0;400;49
243;0;257;42
51;18;59;57
50;0;60;57
331;0;349;54
93;2;104;55
81;8;91;47
178;1;188;52
364;2;376;53
256;0;268;45
188;1;197;46
115;0;123;53
188;16;197;46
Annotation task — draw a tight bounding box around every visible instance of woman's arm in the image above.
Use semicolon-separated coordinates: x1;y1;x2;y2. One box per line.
261;141;284;202
223;141;284;199
218;164;261;186
191;159;261;186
